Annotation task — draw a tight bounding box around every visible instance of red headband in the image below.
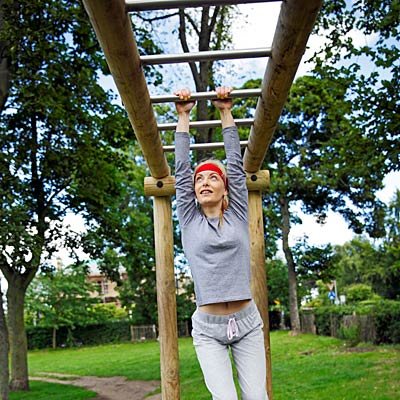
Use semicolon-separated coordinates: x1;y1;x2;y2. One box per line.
195;163;228;188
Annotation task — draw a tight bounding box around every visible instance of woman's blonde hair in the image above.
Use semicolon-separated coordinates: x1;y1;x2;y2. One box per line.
194;159;229;227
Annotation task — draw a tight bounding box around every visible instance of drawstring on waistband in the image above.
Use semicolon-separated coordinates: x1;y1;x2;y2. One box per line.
227;317;239;340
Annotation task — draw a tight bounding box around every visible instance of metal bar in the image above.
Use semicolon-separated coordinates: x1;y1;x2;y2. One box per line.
158;118;254;130
151;88;261;104
126;0;281;12
141;48;271;65
163;140;248;152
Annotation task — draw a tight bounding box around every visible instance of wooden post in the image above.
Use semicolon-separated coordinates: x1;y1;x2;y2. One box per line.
153;196;180;399
248;190;273;400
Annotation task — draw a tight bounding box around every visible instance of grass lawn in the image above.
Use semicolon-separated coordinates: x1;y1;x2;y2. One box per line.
12;331;400;399
9;380;96;400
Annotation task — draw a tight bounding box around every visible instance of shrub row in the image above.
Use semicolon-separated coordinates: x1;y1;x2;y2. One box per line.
310;300;400;344
27;310;288;349
26;320;132;350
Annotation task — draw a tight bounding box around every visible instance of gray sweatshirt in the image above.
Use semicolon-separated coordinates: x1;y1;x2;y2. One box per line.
175;126;252;306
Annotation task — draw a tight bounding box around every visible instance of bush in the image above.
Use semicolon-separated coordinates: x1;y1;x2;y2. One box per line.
339;324;361;346
311;300;400;344
313;305;356;336
26;326;53;349
344;283;376;303
372;300;400;344
27;320;132;349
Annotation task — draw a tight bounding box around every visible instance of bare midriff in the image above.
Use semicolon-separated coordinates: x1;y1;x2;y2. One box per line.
199;299;251;315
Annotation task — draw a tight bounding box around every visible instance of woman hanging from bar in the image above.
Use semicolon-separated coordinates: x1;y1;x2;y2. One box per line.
174;86;268;400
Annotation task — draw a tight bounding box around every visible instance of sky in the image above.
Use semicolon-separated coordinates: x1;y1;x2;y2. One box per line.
1;2;399;282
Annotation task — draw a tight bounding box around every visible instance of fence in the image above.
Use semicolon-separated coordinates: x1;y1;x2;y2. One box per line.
27;320;191;349
301;310;377;343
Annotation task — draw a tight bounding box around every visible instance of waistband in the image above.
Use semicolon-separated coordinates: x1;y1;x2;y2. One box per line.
193;300;256;324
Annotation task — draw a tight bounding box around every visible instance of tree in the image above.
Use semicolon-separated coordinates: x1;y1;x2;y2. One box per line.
332;192;400;300
80;163;159;325
293;241;337;302
0;280;9;400
0;0;159;390
133;5;237;159
314;0;399;174
266;258;289;311
379;190;400;299
235;66;392;333
25;264;98;349
0;0;10;111
267;73;390;332
332;238;381;291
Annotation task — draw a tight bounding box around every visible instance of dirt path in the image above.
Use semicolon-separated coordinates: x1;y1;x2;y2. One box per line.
31;373;162;400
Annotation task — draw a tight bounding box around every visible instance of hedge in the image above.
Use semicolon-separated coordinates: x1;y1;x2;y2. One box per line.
27;310;289;349
372;300;400;344
305;300;400;345
26;320;132;350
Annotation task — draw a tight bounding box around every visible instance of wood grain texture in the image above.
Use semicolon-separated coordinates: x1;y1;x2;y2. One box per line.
144;170;269;196
82;0;169;178
153;196;180;399
248;191;273;399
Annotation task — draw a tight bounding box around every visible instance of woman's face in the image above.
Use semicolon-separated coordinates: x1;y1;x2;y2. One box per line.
194;170;227;208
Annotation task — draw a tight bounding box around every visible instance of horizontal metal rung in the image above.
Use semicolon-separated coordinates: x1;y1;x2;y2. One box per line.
126;0;281;12
158;118;254;130
151;88;261;104
141;48;271;65
163;140;248;152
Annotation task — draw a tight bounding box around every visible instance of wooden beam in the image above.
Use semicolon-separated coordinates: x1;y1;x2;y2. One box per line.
82;0;169;179
243;0;323;172
144;170;269;196
153;196;180;399
248;191;273;399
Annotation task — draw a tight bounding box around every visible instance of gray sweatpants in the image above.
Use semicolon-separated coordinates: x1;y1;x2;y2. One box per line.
191;301;268;400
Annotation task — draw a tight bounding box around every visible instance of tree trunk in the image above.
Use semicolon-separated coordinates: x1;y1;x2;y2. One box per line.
6;279;29;391
0;280;9;400
280;196;301;334
52;327;57;350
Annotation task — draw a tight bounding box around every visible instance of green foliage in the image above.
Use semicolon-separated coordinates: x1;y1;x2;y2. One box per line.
338;324;361;347
9;380;96;400
91;303;128;322
294;242;337;300
25;265;98;330
313;300;400;344
332;218;400;300
314;305;356;336
372;300;400;344
26;320;132;349
314;0;399;175
343;283;377;304
267;258;289;310
175;276;196;323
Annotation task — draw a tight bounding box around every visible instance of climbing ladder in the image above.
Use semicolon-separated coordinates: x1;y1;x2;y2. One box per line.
82;1;322;399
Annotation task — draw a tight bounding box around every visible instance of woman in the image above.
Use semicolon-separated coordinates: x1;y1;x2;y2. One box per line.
174;86;268;400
